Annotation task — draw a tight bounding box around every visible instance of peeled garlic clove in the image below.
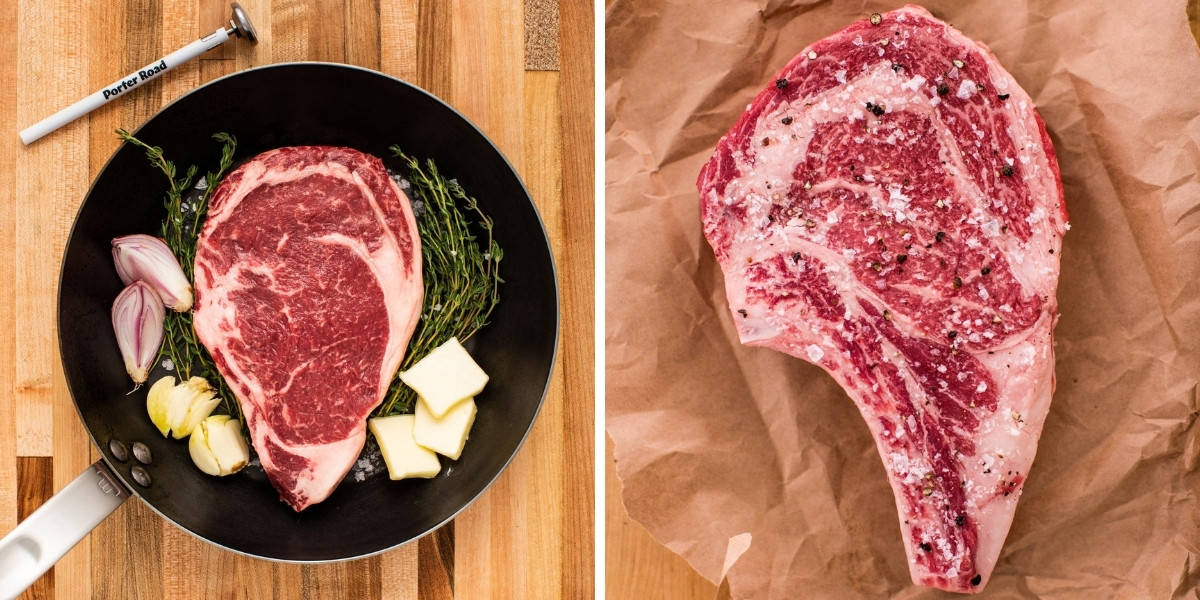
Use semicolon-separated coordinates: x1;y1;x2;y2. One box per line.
166;376;218;439
146;375;176;436
111;234;194;311
112;281;165;385
189;415;249;476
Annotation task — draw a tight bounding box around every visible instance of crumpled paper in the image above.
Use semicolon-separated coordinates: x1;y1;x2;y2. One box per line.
605;1;1200;597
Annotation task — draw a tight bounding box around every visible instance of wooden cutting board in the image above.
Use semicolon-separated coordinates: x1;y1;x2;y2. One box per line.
0;0;594;598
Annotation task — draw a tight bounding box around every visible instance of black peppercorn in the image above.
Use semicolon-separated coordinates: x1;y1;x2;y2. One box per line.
776;78;789;89
1001;164;1015;177
920;542;933;552
935;231;946;243
936;82;950;96
782;116;793;125
896;254;908;264
971;574;982;586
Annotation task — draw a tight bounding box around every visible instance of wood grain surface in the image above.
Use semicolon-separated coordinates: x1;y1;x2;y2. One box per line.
0;1;594;598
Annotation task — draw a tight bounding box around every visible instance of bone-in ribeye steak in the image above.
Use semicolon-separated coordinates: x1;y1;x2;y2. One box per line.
194;146;422;512
698;6;1066;593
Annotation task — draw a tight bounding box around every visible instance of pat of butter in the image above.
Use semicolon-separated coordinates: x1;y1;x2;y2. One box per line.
399;337;489;418
369;414;441;480
414;396;477;460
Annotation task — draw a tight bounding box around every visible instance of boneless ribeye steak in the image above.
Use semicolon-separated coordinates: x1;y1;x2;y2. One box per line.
194;146;422;511
698;6;1066;593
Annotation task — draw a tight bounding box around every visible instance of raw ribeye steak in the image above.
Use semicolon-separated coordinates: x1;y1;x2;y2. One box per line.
698;6;1066;593
194;146;422;511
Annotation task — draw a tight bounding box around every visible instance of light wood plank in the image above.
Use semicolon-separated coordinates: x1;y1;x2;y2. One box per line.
14;0;93;598
379;0;417;81
451;3;572;599
380;542;420;600
159;0;200;105
236;0;273;69
0;0;21;539
269;0;309;61
346;0;381;69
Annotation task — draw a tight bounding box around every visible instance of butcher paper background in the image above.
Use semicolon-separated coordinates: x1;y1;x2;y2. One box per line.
605;1;1200;597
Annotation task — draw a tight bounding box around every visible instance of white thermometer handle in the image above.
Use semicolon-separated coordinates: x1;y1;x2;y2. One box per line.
19;27;230;145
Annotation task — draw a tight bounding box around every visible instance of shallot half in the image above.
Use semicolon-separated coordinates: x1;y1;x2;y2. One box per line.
112;234;193;311
112;280;165;384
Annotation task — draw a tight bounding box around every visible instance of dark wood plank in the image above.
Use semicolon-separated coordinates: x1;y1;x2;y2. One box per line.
17;457;53;600
417;524;454;600
556;2;595;598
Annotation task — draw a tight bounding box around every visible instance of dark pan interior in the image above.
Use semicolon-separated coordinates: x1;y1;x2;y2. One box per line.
57;63;558;561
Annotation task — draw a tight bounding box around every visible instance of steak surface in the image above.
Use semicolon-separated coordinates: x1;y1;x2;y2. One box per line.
194;146;422;511
697;6;1066;593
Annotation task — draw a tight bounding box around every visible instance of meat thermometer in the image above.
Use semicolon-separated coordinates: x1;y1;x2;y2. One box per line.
18;2;258;145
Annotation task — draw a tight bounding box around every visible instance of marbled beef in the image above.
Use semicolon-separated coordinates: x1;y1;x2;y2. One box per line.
698;5;1066;593
194;146;422;511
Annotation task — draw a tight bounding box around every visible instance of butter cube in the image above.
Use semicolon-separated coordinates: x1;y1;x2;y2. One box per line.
399;337;489;417
414;396;477;460
369;415;441;480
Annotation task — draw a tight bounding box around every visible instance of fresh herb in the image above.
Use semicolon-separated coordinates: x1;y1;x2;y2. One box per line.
375;148;504;416
116;129;241;420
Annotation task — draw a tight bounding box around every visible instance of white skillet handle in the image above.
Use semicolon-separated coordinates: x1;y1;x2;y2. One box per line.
18;26;231;145
0;460;130;600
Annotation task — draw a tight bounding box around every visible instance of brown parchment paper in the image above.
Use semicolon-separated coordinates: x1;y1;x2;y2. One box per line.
605;1;1200;597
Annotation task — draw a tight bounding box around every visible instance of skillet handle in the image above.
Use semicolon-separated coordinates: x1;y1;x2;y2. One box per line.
0;460;130;600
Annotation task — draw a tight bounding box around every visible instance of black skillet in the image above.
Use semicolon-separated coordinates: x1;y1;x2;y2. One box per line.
0;63;558;594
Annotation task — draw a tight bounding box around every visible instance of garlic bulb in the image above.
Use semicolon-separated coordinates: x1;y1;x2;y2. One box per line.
111;281;165;385
111;234;193;311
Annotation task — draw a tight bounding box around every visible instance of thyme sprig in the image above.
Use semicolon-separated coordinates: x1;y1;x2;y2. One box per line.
375;148;504;415
116;129;241;420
